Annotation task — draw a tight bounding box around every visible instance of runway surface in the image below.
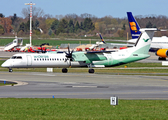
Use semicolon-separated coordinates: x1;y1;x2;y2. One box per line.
0;72;168;99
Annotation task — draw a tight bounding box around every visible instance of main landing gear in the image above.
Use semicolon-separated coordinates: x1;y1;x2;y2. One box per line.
88;64;95;73
158;57;166;61
88;68;94;73
62;68;68;73
61;68;95;73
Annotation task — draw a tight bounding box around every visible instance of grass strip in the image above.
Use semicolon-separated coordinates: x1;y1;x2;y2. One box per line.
0;98;167;120
1;68;168;74
0;83;14;86
0;38;126;46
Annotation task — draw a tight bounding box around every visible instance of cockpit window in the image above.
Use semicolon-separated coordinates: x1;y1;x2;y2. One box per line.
11;56;16;59
17;56;22;59
11;56;22;59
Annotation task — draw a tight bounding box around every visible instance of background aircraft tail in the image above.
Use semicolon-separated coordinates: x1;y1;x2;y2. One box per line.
98;33;106;44
127;12;141;39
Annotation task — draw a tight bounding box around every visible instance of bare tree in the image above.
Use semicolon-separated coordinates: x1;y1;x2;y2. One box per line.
55;15;64;20
21;7;45;19
64;13;78;23
43;14;53;19
80;13;97;19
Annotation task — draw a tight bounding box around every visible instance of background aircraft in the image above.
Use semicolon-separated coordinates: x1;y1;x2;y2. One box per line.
1;28;157;73
127;12;168;60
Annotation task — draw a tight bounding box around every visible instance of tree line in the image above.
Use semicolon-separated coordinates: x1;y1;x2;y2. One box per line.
1;7;168;39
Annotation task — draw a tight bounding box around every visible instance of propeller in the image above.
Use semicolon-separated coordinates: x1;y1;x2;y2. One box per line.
64;45;74;59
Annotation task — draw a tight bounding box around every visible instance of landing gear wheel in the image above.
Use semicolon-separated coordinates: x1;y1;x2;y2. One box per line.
158;57;166;61
9;68;13;72
88;69;94;73
62;68;68;73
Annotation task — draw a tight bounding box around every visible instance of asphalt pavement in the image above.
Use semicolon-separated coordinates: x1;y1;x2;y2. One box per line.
0;72;168;99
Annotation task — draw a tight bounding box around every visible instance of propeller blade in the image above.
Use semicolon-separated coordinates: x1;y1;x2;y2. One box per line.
68;44;70;54
64;45;74;59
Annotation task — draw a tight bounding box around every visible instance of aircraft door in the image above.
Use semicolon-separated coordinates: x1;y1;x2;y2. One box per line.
27;55;32;66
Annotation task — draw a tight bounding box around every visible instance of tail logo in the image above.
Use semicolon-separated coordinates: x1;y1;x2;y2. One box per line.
143;38;150;42
129;22;137;32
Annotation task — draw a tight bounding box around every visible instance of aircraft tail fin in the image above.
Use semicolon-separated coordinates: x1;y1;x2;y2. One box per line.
98;33;106;44
127;12;141;39
134;28;157;54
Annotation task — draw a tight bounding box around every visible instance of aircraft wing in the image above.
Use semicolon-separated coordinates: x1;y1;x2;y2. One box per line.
72;51;114;64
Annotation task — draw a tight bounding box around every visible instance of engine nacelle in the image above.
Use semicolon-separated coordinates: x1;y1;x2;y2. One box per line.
156;49;168;58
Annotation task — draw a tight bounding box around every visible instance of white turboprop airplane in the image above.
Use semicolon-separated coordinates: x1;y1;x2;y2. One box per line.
1;28;157;73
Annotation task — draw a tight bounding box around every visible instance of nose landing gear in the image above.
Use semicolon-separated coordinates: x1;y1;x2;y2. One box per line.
9;68;13;72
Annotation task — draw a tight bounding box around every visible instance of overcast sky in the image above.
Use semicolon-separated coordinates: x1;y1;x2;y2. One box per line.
1;0;168;18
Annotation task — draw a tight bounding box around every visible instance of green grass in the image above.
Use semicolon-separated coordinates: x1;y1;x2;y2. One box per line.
0;38;126;46
0;83;15;86
0;98;167;120
0;83;9;86
0;38;94;46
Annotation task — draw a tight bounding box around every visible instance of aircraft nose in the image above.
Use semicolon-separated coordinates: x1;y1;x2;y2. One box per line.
1;62;7;67
1;60;12;68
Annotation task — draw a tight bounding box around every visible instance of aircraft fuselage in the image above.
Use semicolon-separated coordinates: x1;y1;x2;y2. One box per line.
1;52;87;68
